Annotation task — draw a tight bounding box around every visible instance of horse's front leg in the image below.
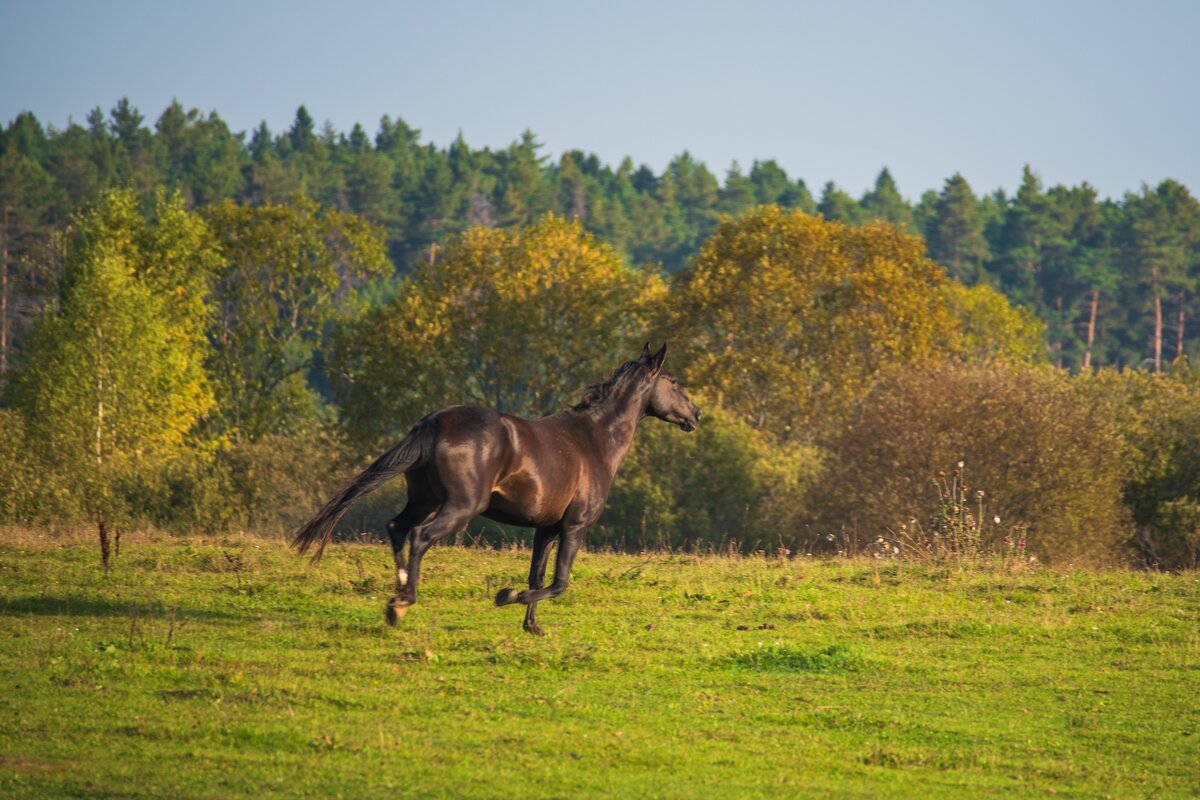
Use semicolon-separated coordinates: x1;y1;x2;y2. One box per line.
519;527;559;636
496;525;586;633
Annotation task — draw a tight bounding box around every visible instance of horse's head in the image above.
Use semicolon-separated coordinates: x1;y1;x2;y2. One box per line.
639;343;702;432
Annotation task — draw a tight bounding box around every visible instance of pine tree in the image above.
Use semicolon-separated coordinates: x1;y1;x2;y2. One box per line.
817;182;859;224
859;168;913;230
718;161;755;217
926;173;990;284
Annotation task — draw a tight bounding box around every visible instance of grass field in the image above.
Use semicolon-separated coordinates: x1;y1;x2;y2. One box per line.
1;529;1198;798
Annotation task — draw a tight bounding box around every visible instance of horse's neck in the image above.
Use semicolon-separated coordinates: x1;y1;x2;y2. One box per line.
588;386;647;472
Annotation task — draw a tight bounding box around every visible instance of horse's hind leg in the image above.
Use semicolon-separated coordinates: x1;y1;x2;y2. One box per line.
383;503;434;624
519;527;558;636
388;503;479;622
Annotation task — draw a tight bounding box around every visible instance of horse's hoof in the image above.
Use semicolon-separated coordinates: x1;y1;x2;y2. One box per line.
495;588;520;606
386;599;411;625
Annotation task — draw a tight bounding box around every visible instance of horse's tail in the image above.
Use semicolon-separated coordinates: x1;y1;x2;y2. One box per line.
292;423;433;564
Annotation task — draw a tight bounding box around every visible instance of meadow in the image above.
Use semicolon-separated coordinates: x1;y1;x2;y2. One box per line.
1;528;1197;798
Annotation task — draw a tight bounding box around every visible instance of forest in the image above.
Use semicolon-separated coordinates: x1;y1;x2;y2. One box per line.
2;99;1200;570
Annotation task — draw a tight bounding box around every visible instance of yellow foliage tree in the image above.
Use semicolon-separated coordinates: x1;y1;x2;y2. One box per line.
670;206;1040;440
12;190;217;543
941;281;1044;363
331;214;667;445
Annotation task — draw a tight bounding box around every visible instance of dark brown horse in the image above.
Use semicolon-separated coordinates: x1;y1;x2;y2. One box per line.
292;344;701;634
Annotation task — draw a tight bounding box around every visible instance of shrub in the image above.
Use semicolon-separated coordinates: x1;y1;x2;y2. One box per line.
0;410;53;523
597;404;823;552
810;363;1131;566
215;431;355;537
1081;367;1200;569
108;430;356;538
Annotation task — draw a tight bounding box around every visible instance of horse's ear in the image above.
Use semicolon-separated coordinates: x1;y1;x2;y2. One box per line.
640;342;651;361
649;343;667;376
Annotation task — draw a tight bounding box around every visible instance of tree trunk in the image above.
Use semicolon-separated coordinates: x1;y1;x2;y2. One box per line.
1083;289;1099;370
1176;289;1186;362
1054;296;1064;368
1153;267;1162;373
96;324;105;464
1;205;9;389
98;517;111;572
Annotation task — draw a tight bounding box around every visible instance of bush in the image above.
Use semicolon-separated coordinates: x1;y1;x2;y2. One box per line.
0;410;55;523
597;404;823;552
113;449;238;534
214;432;356;537
810;363;1131;566
107;430;356;538
1081;367;1200;569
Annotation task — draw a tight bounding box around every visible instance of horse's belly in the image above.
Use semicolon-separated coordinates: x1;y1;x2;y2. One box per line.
482;494;562;527
486;470;572;527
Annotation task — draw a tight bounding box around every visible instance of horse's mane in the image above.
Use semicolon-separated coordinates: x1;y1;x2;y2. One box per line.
571;359;643;412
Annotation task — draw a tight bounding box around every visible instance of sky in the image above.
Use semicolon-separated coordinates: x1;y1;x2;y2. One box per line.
1;0;1197;201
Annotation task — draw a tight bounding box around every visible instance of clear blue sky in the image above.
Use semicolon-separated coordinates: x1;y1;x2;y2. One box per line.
2;0;1197;200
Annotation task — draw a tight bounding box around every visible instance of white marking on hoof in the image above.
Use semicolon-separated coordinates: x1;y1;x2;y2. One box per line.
397;568;408;587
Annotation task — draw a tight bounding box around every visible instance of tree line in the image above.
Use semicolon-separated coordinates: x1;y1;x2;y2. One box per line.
3;100;1199;384
2;100;1200;570
2;184;1198;569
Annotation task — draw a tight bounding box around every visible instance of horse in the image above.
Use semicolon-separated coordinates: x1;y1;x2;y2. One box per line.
291;343;701;635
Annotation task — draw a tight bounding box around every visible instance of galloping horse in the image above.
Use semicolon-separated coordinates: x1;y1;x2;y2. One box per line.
292;344;701;634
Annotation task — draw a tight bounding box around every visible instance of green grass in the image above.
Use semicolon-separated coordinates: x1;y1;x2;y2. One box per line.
1;528;1198;798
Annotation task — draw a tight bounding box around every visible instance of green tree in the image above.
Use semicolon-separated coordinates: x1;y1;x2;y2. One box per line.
153;102;246;206
926;173;990;284
0;148;55;390
495;130;553;228
749;160;815;212
12;190;216;537
717;161;756;217
1120;180;1200;371
816;181;859;224
993;166;1058;308
245;122;303;204
859;168;913;230
661;152;720;269
43;120;98;209
203;198;390;439
289;106;317;154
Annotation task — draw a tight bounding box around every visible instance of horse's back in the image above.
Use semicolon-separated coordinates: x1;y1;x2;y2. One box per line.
423;405;505;446
421;406;586;525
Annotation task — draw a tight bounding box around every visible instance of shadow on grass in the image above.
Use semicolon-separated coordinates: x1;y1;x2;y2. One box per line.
1;594;245;622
